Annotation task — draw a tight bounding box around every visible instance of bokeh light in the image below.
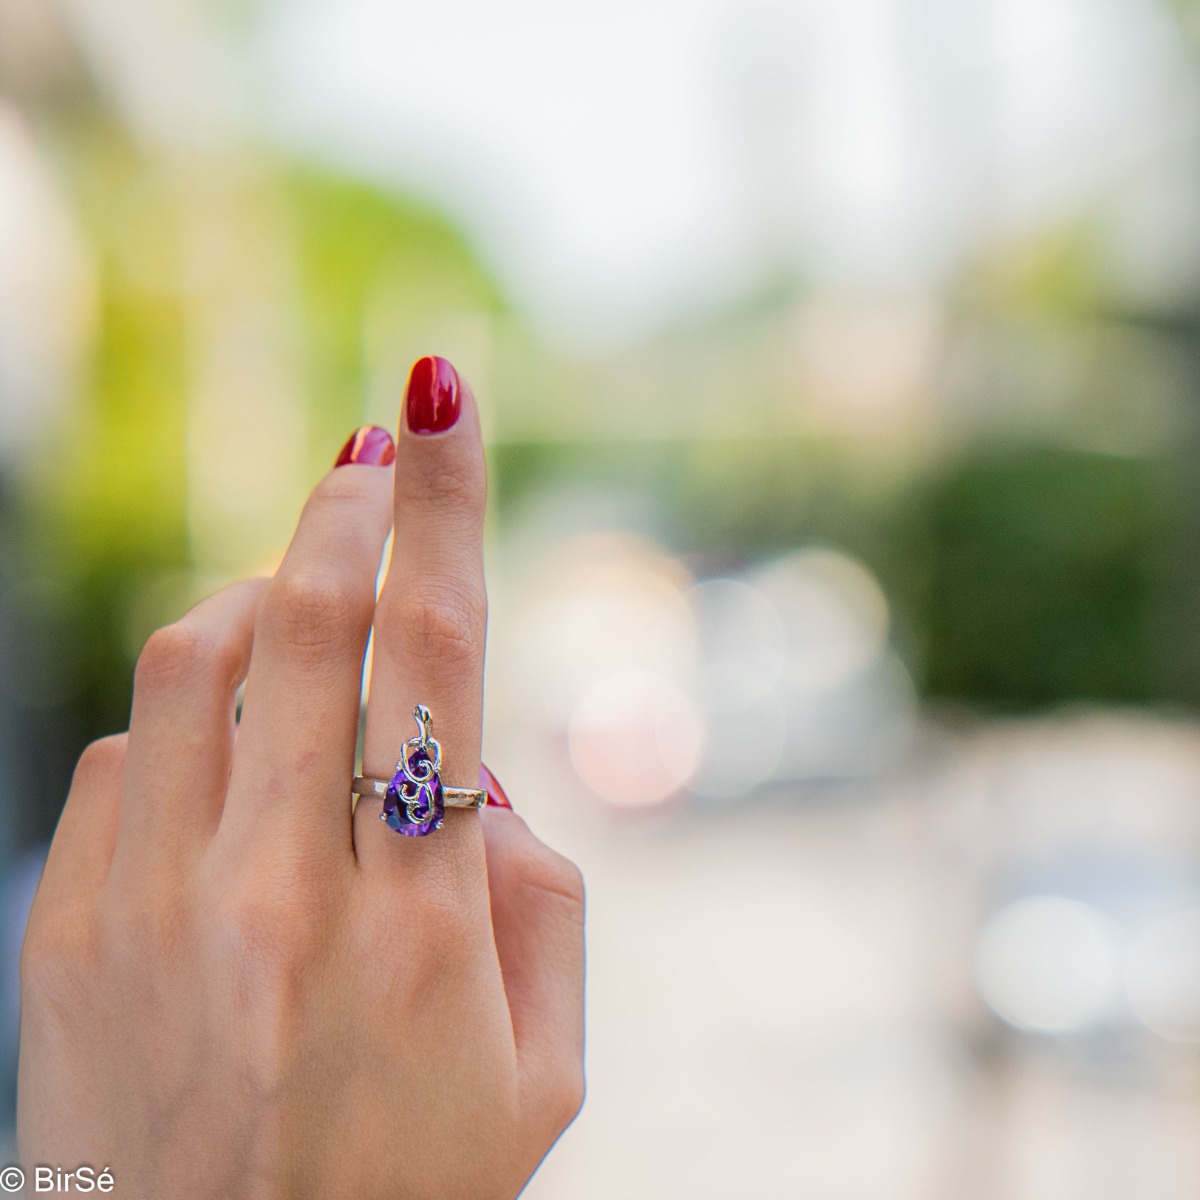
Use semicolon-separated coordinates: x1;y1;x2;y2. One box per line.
568;669;703;809
1126;910;1200;1043
976;896;1121;1035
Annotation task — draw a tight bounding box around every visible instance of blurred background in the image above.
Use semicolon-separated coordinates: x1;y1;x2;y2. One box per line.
5;0;1200;1194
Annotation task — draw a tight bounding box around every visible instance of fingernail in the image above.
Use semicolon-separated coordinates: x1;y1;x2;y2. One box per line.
406;355;462;435
335;425;395;467
480;763;512;810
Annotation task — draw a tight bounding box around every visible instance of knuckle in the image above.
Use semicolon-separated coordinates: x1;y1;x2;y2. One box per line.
520;848;586;915
213;886;319;977
70;734;126;790
402;885;474;949
135;622;214;690
102;889;188;963
388;886;479;980
548;1066;586;1132
265;570;372;654
20;911;95;1006
396;583;486;665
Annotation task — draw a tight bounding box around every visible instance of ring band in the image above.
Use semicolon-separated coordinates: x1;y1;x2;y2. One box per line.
351;778;487;808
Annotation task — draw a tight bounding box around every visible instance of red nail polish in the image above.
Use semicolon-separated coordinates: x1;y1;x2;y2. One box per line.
480;763;512;810
335;425;395;467
406;355;462;435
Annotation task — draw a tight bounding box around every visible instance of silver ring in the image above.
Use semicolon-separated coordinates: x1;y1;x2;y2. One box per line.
351;778;486;808
352;704;484;837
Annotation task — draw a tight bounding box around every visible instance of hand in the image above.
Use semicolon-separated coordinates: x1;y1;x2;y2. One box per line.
17;357;585;1199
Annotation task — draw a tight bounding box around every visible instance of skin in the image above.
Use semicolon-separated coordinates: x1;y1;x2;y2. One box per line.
16;363;585;1198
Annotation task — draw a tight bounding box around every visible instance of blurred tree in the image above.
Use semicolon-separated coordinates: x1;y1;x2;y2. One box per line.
5;120;503;846
916;444;1168;710
282;165;503;460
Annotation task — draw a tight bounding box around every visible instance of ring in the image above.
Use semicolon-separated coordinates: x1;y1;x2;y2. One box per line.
351;704;487;837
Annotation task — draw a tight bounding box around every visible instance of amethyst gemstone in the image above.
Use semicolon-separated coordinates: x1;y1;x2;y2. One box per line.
382;746;444;837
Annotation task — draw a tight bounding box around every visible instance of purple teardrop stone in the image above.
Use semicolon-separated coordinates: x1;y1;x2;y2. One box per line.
382;746;444;837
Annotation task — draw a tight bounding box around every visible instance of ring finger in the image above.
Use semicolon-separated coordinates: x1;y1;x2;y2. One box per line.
355;355;488;892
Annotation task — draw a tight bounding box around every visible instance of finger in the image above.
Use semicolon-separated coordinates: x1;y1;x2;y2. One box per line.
481;762;512;810
110;579;266;881
221;427;395;860
480;806;586;1129
357;356;487;879
37;734;127;905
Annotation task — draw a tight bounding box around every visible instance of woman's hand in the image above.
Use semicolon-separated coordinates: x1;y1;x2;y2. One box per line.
17;357;585;1199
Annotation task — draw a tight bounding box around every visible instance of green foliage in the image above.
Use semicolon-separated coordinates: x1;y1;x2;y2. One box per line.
27;129;505;741
909;445;1169;709
960;221;1112;316
493;437;1179;713
45;124;191;576
280;166;503;459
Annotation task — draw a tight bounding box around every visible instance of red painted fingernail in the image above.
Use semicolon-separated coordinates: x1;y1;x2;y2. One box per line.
406;355;462;435
480;763;512;810
335;425;395;467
